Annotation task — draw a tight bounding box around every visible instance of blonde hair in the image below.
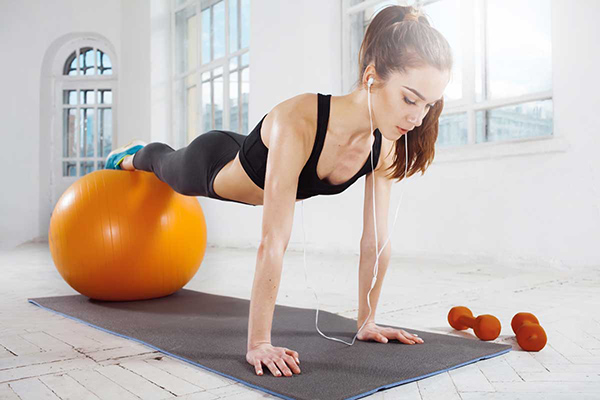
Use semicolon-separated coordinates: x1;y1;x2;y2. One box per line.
357;5;453;182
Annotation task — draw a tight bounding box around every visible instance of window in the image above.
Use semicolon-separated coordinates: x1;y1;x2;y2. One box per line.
342;0;553;149
59;46;116;177
173;0;250;146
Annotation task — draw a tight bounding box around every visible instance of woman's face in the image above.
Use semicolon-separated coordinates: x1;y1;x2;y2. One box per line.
371;66;450;141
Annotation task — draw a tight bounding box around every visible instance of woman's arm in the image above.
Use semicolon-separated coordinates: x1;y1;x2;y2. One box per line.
357;159;393;328
247;111;310;350
355;148;424;346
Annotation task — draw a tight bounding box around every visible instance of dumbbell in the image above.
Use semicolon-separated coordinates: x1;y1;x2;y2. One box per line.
511;312;547;352
447;306;501;341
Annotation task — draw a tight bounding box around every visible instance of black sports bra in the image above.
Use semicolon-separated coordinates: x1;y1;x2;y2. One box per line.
239;93;382;200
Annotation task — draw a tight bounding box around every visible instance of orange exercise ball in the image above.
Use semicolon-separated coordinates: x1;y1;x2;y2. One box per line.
49;169;207;301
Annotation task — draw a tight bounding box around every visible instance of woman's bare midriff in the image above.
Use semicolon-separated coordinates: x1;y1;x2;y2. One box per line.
212;93;391;206
213;153;267;205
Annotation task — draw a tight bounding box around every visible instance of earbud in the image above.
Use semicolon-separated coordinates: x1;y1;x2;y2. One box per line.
367;77;374;88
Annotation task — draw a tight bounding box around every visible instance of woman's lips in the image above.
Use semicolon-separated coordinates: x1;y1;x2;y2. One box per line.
397;126;408;134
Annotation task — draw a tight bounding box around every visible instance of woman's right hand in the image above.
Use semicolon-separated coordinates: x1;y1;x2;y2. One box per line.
246;343;301;377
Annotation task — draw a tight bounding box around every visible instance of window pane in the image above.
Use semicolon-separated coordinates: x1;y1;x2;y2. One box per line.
482;99;553;143
230;70;239;132
241;0;250;49
79;161;95;176
63;109;76;157
241;67;249;134
230;55;238;71
423;0;462;101
97;50;112;75
202;80;211;131
175;78;185;142
476;110;485;143
187;79;197;143
487;0;552;99
79;47;95;76
80;108;95;157
474;0;485;103
437;112;468;147
214;1;225;59
63;90;77;105
97;90;112;104
64;51;78;75
80;90;95;105
188;13;198;71
98;108;113;157
241;51;249;67
229;0;239;52
62;161;77;177
214;73;223;129
202;7;211;64
176;6;197;74
97;161;105;170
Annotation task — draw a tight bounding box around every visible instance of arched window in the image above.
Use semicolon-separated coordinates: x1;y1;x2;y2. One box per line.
58;44;117;178
63;47;113;76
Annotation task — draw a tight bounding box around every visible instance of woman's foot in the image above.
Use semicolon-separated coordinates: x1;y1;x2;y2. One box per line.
105;140;147;170
120;155;135;171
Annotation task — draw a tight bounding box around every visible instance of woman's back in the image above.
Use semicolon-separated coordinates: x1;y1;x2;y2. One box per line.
212;93;387;205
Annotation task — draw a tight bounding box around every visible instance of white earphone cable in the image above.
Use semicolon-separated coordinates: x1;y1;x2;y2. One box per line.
301;84;410;346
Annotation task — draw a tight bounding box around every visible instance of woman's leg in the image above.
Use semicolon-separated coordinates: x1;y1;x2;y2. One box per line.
128;131;245;199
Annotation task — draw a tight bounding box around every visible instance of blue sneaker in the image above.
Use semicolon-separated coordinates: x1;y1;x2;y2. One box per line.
105;139;147;170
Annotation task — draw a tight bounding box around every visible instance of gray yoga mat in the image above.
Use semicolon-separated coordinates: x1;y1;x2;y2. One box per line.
29;289;511;400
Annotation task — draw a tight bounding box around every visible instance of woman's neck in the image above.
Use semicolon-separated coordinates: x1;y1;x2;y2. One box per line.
329;89;377;146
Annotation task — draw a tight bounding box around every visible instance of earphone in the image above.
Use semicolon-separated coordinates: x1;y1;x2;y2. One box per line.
300;75;410;346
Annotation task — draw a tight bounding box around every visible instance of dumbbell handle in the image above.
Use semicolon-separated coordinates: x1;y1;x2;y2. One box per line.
457;315;475;328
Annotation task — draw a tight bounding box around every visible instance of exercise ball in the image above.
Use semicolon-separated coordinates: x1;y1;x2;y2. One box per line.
49;169;207;301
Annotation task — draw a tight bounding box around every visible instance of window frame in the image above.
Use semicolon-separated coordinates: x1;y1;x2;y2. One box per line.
341;0;567;162
54;39;118;178
171;0;250;147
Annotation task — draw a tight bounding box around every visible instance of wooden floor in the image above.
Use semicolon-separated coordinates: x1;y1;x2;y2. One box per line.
1;241;599;399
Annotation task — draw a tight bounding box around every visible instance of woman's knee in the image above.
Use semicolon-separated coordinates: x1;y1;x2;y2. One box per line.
133;142;173;170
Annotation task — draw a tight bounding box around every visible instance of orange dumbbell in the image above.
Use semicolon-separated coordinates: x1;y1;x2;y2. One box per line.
511;312;547;351
448;306;501;341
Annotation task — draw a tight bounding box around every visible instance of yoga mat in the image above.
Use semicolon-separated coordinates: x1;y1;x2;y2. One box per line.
29;289;511;400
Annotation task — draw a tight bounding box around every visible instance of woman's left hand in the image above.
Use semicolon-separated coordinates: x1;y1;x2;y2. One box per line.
356;322;425;344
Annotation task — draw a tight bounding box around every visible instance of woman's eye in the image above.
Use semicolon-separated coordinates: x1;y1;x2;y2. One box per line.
404;96;435;109
404;97;416;106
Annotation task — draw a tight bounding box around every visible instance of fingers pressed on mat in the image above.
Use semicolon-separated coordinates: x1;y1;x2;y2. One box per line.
267;361;281;376
275;358;293;376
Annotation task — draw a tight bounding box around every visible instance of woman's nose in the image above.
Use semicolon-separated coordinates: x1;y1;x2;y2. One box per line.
407;116;420;128
408;109;426;127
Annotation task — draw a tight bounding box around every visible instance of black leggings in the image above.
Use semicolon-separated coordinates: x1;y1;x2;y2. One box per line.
132;130;255;206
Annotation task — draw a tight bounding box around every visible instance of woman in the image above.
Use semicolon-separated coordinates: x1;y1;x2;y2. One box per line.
106;5;452;378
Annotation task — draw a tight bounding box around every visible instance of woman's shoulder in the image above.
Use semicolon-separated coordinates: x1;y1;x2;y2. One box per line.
260;93;318;150
273;92;318;125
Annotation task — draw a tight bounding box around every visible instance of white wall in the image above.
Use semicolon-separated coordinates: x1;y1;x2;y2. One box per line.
181;0;600;268
148;0;347;252
0;0;150;250
399;0;600;268
2;0;598;269
189;0;347;252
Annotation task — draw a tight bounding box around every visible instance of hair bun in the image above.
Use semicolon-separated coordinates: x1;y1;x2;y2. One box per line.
403;12;420;23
